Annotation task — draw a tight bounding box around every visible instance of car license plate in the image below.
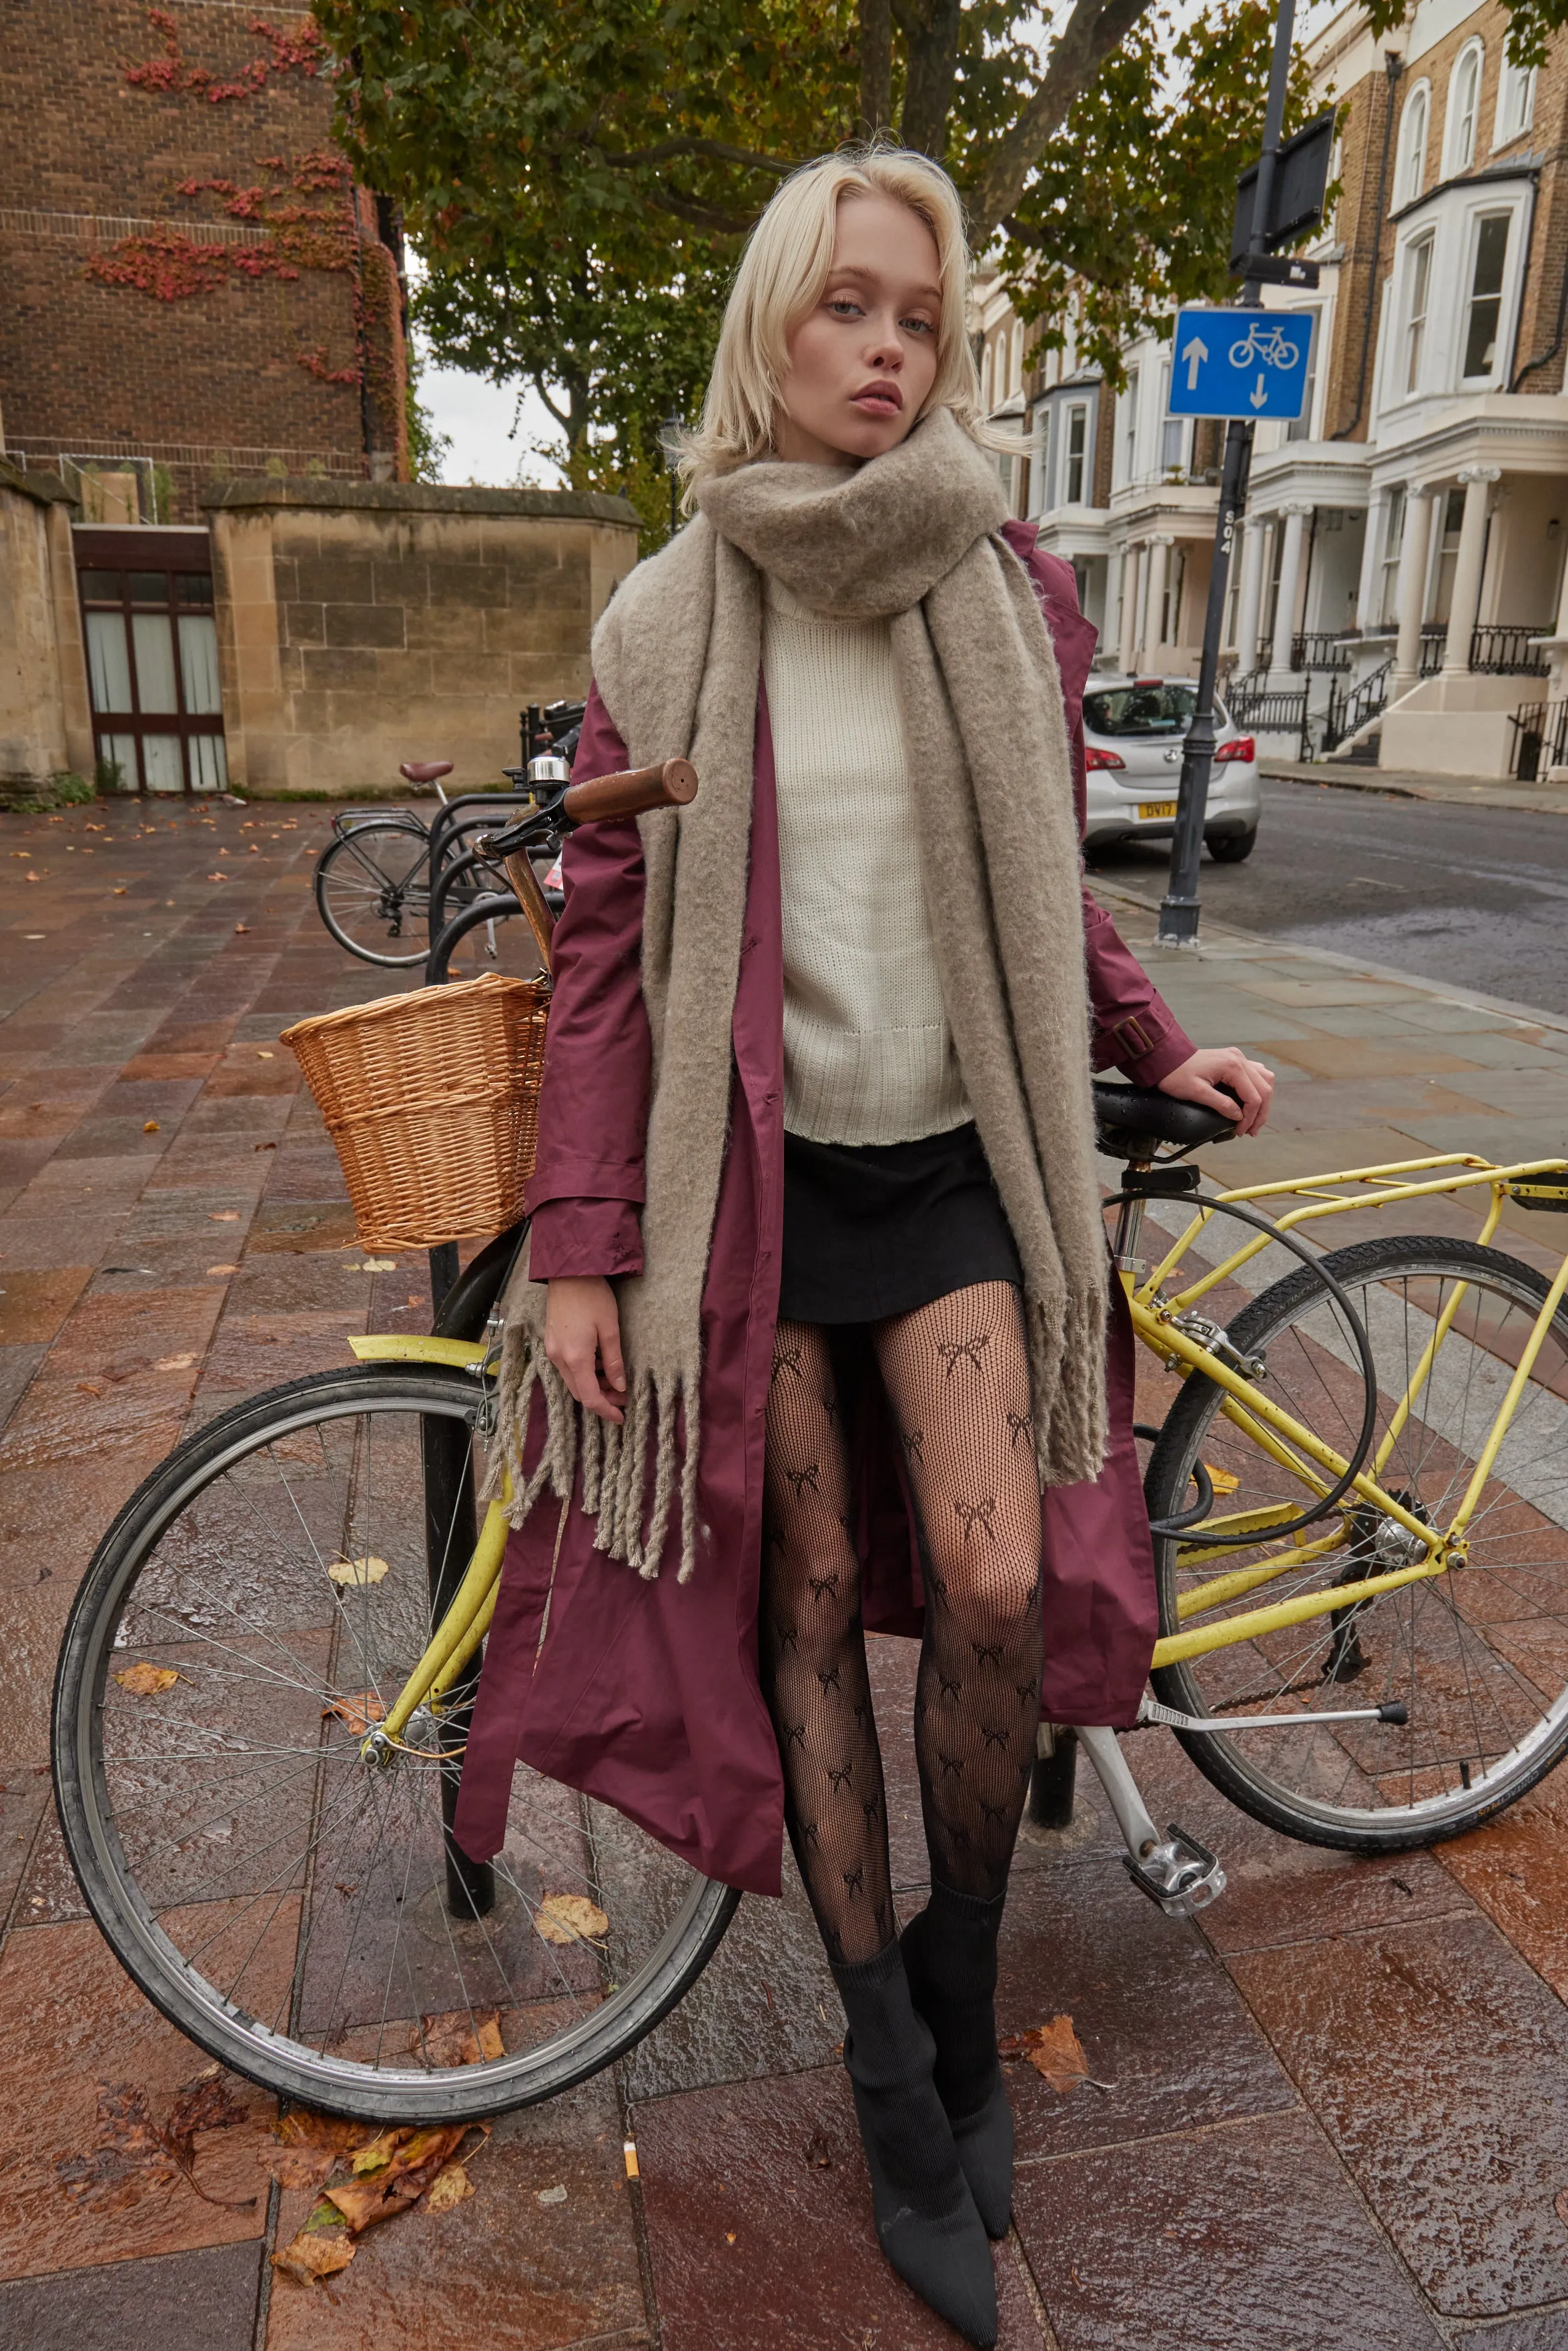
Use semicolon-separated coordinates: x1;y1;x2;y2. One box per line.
1138;799;1178;820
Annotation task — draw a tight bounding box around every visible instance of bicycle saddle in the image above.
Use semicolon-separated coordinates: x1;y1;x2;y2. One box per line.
1092;1080;1237;1159
400;759;454;783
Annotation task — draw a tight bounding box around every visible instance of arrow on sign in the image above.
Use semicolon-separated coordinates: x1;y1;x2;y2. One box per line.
1250;374;1267;410
1182;335;1208;389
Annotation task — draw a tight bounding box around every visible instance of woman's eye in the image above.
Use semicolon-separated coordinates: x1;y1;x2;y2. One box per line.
827;296;863;318
901;316;935;337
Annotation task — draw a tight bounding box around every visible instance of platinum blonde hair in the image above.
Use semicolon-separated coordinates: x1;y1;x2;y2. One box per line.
678;143;995;505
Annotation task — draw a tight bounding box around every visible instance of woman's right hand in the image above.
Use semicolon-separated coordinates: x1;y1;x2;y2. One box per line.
543;1277;628;1423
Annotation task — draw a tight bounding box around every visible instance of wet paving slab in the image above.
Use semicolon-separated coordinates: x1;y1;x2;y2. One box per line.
7;814;1568;2343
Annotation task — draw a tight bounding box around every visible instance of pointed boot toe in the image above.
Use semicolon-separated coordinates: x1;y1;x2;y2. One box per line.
948;2073;1014;2239
901;1883;1015;2240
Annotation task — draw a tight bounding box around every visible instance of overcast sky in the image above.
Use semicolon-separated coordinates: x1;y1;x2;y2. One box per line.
412;0;1349;487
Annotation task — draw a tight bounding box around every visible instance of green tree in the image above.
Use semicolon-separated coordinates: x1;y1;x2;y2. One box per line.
316;0;1319;499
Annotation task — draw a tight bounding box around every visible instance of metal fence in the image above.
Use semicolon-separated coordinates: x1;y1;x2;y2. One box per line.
1226;674;1310;757
1471;624;1551;677
1321;658;1393;757
1290;632;1352;673
1509;699;1568;780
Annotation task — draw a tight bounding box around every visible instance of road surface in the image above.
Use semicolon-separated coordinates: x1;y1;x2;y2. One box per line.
1086;775;1568;1016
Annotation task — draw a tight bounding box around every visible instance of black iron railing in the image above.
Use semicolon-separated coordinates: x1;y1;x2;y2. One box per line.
1226;673;1310;758
1290;632;1352;672
1509;699;1568;780
1471;624;1551;676
1322;658;1393;755
1419;627;1447;677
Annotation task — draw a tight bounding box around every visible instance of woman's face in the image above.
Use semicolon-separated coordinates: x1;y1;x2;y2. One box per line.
773;192;943;466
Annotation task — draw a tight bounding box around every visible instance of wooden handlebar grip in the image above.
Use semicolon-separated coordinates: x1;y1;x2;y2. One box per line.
561;757;698;823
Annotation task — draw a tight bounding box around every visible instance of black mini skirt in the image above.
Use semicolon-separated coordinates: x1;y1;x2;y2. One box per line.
778;1120;1024;1326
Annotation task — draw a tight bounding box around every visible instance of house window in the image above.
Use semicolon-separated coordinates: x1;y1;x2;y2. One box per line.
1064;402;1089;503
1496;53;1537;145
1379;485;1407;625
1463;214;1512;380
77;553;228;795
1396;85;1429;207
1446;43;1483;174
1286;312;1319;442
1403;234;1433;394
1161;547;1186;645
1121;368;1140;484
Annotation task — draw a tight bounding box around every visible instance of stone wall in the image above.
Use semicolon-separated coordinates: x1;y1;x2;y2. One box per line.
203;481;641;797
0;462;93;793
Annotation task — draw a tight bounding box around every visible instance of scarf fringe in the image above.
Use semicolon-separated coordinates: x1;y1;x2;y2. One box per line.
487;1321;701;1584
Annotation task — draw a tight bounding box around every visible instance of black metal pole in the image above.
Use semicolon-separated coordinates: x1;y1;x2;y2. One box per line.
1158;0;1298;946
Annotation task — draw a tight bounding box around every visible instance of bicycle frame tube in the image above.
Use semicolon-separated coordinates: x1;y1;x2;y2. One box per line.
1127;1145;1568;1672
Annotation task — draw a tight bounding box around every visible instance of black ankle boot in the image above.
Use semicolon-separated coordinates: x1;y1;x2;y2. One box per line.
901;1882;1013;2239
830;1940;998;2347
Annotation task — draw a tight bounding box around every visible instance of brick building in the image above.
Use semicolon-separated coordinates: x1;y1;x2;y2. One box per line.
0;3;638;800
1;0;406;521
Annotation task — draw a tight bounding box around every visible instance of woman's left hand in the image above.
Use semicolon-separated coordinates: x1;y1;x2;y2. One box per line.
1158;1046;1274;1136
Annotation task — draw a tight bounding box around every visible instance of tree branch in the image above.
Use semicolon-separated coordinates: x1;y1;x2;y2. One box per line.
965;0;1156;240
586;134;797;176
645;187;759;235
859;0;892;133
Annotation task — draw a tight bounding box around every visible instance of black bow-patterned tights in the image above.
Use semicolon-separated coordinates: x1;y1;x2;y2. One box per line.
760;1281;1044;1965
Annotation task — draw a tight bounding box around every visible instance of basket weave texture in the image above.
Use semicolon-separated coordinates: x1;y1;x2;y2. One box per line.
282;971;549;1250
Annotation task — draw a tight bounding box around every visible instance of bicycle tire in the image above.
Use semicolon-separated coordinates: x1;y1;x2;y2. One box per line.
1144;1236;1568;1853
53;1362;739;2119
314;821;432;968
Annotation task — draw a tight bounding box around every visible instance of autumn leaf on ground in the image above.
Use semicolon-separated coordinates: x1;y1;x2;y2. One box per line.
58;2069;256;2210
114;1662;178;1697
1203;1461;1242;1495
266;2109;367;2190
534;1893;610;1946
320;2124;466;2233
272;2197;357;2284
426;2161;474;2214
419;2008;504;2067
349;2127;408;2175
998;2014;1094;2093
328;1555;390;1587
324;1690;386;1734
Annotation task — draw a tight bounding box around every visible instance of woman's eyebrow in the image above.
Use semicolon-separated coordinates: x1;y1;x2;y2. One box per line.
828;262;942;304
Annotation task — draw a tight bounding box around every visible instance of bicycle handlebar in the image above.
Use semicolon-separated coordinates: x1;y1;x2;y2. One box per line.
482;758;698;857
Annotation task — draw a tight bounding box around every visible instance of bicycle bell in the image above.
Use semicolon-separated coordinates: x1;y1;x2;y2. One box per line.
527;751;571;790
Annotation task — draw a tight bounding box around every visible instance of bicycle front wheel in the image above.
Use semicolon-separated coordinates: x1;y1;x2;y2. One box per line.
1145;1237;1568;1851
314;821;431;967
53;1363;737;2119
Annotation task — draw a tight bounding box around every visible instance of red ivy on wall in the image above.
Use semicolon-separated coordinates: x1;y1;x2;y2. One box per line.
124;7;326;102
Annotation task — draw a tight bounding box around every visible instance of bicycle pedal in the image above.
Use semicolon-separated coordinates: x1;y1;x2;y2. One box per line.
1122;1823;1226;1916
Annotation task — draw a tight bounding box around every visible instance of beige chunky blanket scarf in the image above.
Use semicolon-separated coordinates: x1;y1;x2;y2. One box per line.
494;404;1108;1581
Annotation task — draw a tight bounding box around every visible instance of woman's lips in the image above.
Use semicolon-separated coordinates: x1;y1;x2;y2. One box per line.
850;384;902;415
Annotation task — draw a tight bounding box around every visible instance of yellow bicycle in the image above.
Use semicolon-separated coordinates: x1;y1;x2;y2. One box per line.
51;1077;1568;2119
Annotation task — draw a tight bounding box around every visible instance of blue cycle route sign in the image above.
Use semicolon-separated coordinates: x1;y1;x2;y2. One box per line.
1166;308;1310;421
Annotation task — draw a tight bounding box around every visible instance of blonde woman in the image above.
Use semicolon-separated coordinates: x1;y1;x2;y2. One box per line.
457;145;1272;2344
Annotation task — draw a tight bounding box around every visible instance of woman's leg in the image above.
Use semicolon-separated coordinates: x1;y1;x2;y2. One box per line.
872;1279;1044;2239
761;1318;996;2346
759;1319;893;1965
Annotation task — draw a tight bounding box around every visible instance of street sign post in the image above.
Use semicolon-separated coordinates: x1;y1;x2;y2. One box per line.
1156;0;1306;950
1167;308;1311;422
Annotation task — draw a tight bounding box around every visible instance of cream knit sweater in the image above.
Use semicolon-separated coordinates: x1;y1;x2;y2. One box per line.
761;572;970;1146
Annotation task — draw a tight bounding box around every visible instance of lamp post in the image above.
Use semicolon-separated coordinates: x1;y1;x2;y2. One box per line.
661;410;682;538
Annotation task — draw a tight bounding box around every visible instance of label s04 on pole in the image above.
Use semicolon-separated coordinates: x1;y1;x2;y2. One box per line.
1167;309;1310;422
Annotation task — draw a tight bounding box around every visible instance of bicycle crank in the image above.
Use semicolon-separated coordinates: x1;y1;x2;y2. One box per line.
1076;1725;1227;1916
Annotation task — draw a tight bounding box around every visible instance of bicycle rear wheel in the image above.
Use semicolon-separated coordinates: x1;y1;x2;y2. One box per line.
53;1363;737;2119
314;821;431;967
1145;1237;1568;1851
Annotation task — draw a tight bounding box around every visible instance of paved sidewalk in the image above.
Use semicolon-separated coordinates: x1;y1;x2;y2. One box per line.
3;803;1568;2348
1261;757;1568;817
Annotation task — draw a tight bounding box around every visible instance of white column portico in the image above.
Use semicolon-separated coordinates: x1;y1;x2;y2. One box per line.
1119;542;1142;673
1234;519;1265;676
1144;535;1173;656
1270;503;1311;675
1439;467;1501;681
1391;483;1439;700
1355;487;1389;645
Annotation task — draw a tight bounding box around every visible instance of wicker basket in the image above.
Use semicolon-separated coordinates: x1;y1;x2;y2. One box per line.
281;971;550;1250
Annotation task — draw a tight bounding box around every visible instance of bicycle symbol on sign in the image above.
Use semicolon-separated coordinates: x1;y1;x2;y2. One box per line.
1228;320;1300;370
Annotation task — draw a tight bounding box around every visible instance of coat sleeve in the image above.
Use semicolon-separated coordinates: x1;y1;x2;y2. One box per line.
1000;523;1196;1090
522;685;652;1281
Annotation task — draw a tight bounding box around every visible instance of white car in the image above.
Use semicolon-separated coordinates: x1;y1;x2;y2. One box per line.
1081;676;1260;864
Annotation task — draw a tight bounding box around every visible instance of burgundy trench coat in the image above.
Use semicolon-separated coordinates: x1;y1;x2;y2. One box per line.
454;526;1195;1897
